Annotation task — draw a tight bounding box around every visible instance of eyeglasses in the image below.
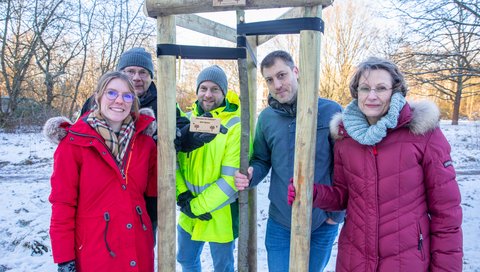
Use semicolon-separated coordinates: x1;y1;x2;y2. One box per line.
123;69;150;79
105;89;135;103
357;85;392;94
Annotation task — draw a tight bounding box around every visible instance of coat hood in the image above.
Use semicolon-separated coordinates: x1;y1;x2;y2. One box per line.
43;107;157;145
42;116;73;145
330;100;440;140
139;107;157;136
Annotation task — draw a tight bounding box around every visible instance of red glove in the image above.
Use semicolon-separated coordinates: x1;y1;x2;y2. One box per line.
288;178;319;206
288;178;296;205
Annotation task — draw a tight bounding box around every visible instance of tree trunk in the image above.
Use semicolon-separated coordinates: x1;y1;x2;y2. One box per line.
45;73;54;107
451;79;463;125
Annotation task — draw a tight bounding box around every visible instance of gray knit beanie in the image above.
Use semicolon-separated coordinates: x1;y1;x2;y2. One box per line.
196;65;228;96
117;47;154;78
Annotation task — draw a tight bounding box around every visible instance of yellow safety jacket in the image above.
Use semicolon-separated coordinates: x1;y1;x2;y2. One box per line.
176;91;241;243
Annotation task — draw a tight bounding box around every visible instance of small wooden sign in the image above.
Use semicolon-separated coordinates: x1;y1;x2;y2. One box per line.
212;0;246;7
190;116;221;134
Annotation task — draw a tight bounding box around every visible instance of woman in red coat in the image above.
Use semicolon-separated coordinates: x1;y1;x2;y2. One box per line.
45;71;157;272
289;57;462;271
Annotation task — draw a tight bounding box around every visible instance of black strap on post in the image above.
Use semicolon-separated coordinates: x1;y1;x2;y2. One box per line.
157;44;246;60
237;17;324;36
237;35;257;66
157;17;323;62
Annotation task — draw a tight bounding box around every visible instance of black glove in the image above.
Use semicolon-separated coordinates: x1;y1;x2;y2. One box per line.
175;112;228;153
174;127;183;152
180;200;212;221
58;260;76;272
175;110;192;152
177;191;195;207
197;212;213;221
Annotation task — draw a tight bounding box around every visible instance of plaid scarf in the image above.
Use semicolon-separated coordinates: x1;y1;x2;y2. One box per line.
86;110;136;166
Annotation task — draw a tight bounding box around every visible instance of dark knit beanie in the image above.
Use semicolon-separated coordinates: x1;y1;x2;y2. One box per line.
117;47;154;78
196;65;228;96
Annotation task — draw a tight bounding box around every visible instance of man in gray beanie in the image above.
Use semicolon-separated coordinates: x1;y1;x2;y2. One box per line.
176;65;241;272
117;47;154;98
80;47;157;115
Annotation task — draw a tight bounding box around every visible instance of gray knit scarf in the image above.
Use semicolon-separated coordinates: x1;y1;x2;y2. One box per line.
342;92;406;146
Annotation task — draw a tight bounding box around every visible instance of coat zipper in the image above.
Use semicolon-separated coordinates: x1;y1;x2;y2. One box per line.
119;135;136;182
372;145;380;270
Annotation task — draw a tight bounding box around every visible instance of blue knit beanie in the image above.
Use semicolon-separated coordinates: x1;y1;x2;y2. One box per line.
196;65;228;96
117;47;154;78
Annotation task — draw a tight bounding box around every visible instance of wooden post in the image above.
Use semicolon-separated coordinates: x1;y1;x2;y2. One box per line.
289;5;322;272
144;0;333;17
237;10;252;272
156;15;177;272
246;35;258;272
143;1;334;271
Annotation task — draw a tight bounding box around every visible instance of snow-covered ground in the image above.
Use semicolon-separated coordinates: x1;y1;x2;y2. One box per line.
0;120;479;271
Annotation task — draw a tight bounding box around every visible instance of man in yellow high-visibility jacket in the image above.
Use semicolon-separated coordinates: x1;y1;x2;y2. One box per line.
176;65;240;272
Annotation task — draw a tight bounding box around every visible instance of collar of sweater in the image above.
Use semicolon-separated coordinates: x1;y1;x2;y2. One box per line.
268;94;297;117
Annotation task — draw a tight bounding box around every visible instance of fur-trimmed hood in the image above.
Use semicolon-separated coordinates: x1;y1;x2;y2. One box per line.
42;107;157;145
330;100;440;140
42;116;73;145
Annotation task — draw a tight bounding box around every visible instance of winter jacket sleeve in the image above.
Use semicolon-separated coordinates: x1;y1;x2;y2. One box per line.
422;128;463;272
189;122;240;215
176;163;189;198
144;138;157;197
144;137;158;226
324;121;346;223
49;141;81;264
249;115;272;187
80;96;94;117
313;141;349;211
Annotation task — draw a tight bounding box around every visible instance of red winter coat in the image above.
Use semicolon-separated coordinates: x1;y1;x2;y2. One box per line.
48;113;157;272
315;101;462;272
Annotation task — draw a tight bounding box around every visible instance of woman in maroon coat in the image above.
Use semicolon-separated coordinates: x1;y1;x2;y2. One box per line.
45;71;157;272
289;57;462;271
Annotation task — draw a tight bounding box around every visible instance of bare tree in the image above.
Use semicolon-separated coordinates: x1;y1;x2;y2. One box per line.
95;0;156;75
33;0;84;109
64;0;99;118
319;0;380;105
1;0;158;124
389;0;480;124
0;0;64;124
453;0;480;23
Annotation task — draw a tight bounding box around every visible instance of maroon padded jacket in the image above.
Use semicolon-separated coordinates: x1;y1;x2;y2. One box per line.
315;101;462;272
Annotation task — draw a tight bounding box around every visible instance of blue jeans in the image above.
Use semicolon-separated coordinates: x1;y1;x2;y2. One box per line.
265;218;338;272
177;225;235;272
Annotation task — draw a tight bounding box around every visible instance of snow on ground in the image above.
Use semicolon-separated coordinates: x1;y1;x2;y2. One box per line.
0;120;479;271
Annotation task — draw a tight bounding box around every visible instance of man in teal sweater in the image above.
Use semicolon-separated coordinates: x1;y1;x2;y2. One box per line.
234;50;345;272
